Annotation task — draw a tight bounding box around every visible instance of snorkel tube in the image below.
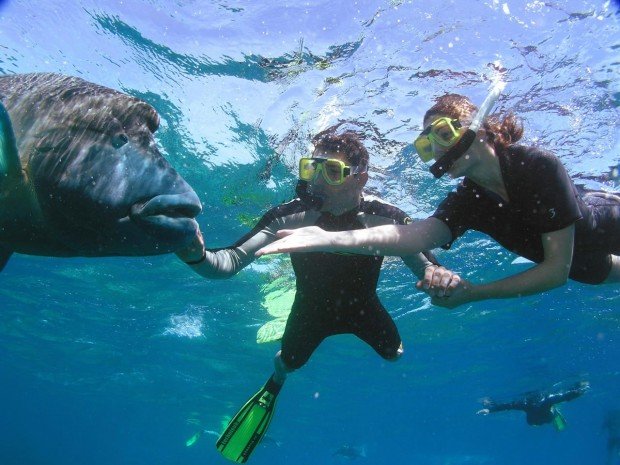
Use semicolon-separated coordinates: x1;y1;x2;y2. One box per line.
429;80;506;178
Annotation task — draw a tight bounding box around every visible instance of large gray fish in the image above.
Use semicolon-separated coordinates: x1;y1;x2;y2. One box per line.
0;73;202;271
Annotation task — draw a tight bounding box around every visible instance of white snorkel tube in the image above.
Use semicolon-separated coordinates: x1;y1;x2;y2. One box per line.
429;79;506;178
470;79;505;132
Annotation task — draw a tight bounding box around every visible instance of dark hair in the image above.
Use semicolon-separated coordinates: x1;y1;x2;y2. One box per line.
311;124;369;168
424;93;524;153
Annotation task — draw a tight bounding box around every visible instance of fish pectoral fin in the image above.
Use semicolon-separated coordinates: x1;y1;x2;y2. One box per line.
0;244;13;272
0;101;23;180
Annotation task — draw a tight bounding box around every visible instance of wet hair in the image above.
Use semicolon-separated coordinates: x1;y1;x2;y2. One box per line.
424;93;524;153
311;124;369;169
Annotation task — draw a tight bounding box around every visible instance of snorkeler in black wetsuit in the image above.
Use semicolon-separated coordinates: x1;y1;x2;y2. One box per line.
179;126;460;381
177;126;460;462
477;381;589;431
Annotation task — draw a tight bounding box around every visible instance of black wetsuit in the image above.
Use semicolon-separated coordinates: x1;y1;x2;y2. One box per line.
432;145;620;283
485;383;587;426
200;196;435;369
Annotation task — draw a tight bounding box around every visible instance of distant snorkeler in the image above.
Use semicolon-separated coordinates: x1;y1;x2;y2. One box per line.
477;381;589;431
256;84;620;308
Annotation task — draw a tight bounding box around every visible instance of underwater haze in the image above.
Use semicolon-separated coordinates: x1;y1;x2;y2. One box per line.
1;1;619;464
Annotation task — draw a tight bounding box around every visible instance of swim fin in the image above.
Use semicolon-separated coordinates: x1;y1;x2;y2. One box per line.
216;375;282;463
552;406;567;431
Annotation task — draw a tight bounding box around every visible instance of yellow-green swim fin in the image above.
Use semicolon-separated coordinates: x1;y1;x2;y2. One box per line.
216;376;282;463
552;406;567;431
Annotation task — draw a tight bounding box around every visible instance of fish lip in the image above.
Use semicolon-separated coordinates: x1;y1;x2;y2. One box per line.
128;193;202;250
130;193;202;220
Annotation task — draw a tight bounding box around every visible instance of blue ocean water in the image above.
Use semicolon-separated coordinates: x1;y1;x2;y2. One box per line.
0;0;619;464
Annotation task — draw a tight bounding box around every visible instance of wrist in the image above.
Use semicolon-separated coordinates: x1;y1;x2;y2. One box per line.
184;248;206;265
464;281;483;302
416;261;435;278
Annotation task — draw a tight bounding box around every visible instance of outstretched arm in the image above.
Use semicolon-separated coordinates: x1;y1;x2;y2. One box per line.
433;224;575;309
477;397;526;415
175;228;263;279
254;216;463;298
543;381;589;407
256;217;452;257
176;212;283;278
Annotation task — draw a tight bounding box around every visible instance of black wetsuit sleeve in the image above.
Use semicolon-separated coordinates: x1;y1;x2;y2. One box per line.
541;384;586;407
198;202;309;278
486;399;526;413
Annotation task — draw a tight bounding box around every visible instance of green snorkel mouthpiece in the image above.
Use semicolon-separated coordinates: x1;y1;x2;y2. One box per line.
429;79;505;178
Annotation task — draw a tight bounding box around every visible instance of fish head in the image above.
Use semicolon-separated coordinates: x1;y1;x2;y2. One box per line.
28;95;201;255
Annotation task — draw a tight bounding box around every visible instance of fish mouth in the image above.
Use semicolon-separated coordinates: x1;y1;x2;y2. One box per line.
129;193;202;249
131;193;202;219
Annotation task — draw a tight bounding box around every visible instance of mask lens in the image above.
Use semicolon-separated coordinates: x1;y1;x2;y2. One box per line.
414;136;434;162
322;159;345;185
431;118;461;147
299;158;317;181
414;117;462;163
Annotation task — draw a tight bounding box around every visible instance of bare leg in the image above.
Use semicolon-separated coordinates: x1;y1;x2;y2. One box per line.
273;350;294;385
605;255;620;283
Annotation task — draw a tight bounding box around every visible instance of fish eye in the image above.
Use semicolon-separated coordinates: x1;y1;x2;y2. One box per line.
112;133;129;148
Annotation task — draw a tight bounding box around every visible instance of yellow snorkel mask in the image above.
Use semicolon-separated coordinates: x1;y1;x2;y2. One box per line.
298;157;366;186
414;117;463;163
295;157;367;210
415;80;506;178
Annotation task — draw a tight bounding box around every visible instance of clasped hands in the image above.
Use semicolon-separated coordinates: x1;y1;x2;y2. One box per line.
416;264;475;309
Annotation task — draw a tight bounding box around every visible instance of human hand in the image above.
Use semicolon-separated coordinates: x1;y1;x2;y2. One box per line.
429;279;476;309
476;408;490;416
256;226;333;256
416;265;462;298
175;229;205;263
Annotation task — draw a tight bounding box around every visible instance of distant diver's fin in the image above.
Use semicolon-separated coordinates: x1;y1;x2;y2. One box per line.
216;375;282;463
552;406;567;431
0;100;22;180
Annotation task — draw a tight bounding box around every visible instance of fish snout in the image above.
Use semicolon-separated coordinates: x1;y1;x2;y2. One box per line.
129;192;202;250
131;192;201;220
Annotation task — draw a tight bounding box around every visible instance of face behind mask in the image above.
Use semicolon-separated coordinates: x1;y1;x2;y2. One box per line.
295;179;324;210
